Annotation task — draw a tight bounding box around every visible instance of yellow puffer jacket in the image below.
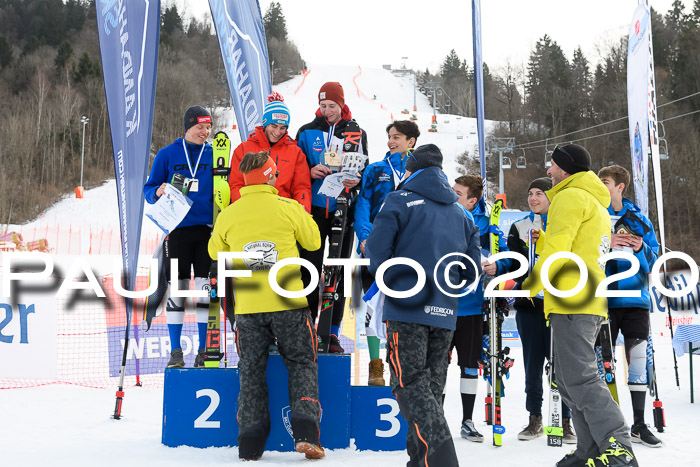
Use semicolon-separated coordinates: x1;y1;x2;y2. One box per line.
208;184;321;314
522;171;611;318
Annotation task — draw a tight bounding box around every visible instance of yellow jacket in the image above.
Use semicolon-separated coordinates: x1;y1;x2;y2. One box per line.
208;184;321;314
522;171;611;319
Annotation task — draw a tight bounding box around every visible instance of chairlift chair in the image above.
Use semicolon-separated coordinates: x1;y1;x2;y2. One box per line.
544;138;552;168
502;156;512;170
516;149;527;169
658;121;669;160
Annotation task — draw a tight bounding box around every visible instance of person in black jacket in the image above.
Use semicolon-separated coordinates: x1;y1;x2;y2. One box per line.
366;144;481;467
507;177;576;443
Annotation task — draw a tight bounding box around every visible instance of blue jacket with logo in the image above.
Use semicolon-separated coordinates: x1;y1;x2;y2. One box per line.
606;198;659;310
365;166;482;331
354;151;408;252
295;108;368;213
143;138;213;228
457;198;511;316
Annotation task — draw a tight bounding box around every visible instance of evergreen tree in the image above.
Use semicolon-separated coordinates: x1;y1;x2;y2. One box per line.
54;40;73;72
161;5;184;47
0;35;12;69
22;35;41;57
569;47;592;128
264;2;288;41
440;49;466;81
525;35;571;134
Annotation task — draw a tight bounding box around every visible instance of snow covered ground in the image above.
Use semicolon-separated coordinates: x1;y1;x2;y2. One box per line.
1;64;698;465
1;344;698;466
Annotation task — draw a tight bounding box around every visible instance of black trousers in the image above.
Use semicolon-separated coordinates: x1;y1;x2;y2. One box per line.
299;206;354;338
235;308;320;459
386;320;459;467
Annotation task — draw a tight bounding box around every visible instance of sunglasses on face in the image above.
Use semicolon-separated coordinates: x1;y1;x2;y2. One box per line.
554;145;572;159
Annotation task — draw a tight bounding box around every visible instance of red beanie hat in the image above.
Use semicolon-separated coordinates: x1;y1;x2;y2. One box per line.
318;82;345;108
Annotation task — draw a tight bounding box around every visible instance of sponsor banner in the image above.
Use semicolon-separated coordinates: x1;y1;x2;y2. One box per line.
650;269;700;336
106;322;239;377
627;5;651;217
209;0;272;141
96;0;160;336
0;274;56;378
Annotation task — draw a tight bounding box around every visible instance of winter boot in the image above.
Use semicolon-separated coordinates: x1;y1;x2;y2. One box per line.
517;414;543;440
295;441;325;459
167;348;184;368
630;422;663;447
585;437;638;467
328;334;344;353
460;419;484;443
563;417;577;444
556;451;587;467
193;348;206;368
368;358;385;386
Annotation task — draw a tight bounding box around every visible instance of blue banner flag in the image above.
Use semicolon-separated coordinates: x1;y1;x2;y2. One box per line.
472;0;487;181
97;0;160;293
96;0;160;412
209;0;272;141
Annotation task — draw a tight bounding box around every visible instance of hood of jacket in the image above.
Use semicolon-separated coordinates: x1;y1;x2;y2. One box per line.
400;166;458;205
546;170;611;208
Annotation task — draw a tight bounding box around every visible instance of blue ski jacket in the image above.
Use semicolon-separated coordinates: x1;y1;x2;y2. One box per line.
295;108;368;214
143;137;213;228
605;198;659;310
354;151;408;252
366;166;482;331
457;198;511;316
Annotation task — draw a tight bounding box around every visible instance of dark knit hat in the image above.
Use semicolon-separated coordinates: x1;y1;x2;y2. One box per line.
528;177;552;193
551;144;591;174
184;105;212;133
318;82;345;108
405;144;443;172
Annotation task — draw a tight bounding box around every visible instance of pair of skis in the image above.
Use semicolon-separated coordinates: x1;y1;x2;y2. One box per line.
204;131;232;367
318;121;363;347
483;198;512;446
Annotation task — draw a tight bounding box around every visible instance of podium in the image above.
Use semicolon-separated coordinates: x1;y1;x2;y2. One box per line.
162;354;408;451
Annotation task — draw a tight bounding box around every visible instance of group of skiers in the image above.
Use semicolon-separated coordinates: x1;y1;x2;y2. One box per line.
143;81;662;465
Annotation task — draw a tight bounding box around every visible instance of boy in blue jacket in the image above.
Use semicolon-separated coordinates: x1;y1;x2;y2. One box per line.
366;144;481;467
355;120;419;385
143;105;213;368
450;174;511;442
598;165;662;448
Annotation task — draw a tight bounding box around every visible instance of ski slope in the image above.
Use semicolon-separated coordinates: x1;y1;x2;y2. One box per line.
1;64;697;466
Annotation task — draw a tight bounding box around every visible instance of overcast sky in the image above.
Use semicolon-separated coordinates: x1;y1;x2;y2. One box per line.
174;0;691;73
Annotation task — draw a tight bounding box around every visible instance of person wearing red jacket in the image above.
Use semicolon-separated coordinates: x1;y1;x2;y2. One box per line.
229;93;312;213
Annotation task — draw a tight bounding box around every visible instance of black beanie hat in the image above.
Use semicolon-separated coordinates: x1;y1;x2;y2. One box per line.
551;144;591;174
184;105;212;133
405;144;443;172
528;177;552;193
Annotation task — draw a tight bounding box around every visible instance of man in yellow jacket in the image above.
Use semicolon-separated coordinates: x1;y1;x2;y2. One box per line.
522;144;637;467
208;151;323;462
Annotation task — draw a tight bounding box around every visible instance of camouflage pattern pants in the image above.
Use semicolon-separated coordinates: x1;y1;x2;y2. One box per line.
235;308;320;459
386;320;459;467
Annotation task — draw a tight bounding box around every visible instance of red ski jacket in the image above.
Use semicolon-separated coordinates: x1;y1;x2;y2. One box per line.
229;126;312;213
